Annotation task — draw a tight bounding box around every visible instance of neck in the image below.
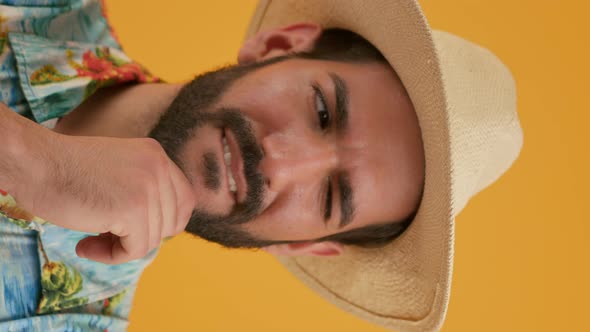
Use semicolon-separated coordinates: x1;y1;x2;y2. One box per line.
53;83;184;138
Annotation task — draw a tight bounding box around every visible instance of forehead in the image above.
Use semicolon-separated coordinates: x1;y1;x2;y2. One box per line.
324;60;424;229
230;58;425;239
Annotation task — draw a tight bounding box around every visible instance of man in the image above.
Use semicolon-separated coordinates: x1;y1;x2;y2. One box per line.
0;0;522;331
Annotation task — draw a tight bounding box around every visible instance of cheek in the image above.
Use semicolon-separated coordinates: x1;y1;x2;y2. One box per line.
223;74;311;132
243;189;324;240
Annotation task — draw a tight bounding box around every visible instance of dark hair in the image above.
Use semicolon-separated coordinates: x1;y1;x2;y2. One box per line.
314;210;417;248
297;28;387;64
295;29;419;249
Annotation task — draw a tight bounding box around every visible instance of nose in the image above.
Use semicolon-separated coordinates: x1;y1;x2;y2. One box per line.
259;131;338;192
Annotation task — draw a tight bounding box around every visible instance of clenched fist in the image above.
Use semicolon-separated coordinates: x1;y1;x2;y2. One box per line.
1;104;195;264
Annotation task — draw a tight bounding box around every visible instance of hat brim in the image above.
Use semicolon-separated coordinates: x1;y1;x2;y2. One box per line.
245;1;454;331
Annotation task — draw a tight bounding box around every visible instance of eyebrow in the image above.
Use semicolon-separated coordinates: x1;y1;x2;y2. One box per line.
328;72;350;133
326;73;354;228
337;172;355;228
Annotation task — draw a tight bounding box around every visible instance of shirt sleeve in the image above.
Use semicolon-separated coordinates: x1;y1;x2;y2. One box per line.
0;0;158;123
0;188;156;331
9;32;158;123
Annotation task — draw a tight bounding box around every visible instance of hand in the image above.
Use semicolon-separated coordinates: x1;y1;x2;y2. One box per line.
1;106;195;264
41;133;195;264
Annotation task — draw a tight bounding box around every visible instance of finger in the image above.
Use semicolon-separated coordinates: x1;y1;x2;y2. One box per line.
158;157;178;241
147;183;162;250
114;232;148;264
76;233;128;264
109;174;156;262
111;203;150;263
166;158;195;236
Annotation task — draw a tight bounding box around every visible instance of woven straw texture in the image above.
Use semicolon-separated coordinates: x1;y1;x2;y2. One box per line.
245;1;523;331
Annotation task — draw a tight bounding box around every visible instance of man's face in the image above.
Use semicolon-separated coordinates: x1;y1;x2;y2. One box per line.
150;57;424;248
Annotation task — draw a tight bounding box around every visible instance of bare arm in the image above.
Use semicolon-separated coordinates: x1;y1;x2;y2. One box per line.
0;103;51;201
0;103;195;264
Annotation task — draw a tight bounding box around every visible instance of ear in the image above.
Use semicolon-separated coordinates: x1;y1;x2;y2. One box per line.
262;241;343;257
238;23;322;64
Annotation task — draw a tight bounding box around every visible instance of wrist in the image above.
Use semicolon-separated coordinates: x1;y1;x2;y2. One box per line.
0;108;59;209
0;108;27;198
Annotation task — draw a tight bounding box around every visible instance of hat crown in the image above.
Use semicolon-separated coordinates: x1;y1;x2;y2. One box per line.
246;1;523;332
433;31;523;216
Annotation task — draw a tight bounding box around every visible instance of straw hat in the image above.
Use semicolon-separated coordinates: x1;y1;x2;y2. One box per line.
244;1;523;331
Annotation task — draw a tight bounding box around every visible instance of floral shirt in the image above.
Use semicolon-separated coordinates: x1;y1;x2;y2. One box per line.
1;1;159;331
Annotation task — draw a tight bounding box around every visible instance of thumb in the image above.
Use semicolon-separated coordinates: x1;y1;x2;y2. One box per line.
76;233;128;264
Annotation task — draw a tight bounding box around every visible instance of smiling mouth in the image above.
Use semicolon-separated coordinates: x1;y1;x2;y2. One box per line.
222;135;238;196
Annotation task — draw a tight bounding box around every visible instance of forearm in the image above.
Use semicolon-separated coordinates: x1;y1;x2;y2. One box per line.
0;103;54;206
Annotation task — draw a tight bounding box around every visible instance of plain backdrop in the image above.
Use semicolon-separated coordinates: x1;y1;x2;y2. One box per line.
103;1;590;331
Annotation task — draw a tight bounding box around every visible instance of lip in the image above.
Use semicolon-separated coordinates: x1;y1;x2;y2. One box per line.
223;128;246;203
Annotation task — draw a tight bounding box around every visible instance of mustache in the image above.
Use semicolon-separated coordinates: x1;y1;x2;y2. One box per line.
214;108;265;223
210;107;264;181
203;151;221;191
197;108;266;225
147;58;283;247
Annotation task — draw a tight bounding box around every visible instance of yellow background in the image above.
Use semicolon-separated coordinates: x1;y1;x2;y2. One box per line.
104;1;590;331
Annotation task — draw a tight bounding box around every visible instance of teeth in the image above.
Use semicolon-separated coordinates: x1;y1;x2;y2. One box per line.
228;172;237;193
222;137;237;193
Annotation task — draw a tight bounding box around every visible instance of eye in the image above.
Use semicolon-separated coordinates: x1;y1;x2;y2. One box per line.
313;85;330;130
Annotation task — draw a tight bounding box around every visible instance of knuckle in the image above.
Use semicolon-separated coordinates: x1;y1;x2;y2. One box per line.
135;170;158;192
155;154;169;174
182;200;193;221
130;242;149;259
143;151;169;177
137;139;166;166
142;137;162;151
108;222;123;235
125;196;149;222
127;185;148;206
177;207;192;232
182;193;195;218
133;169;152;184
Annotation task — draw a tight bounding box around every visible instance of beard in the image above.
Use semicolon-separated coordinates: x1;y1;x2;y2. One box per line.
148;58;288;248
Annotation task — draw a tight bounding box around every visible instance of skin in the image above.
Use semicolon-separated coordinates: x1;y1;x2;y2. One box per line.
53;23;425;257
177;59;425;241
